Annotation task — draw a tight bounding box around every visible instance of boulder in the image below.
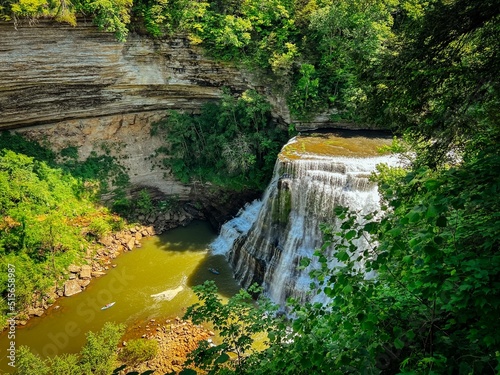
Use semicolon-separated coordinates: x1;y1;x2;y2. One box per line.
127;238;136;250
78;279;91;287
80;265;92;279
68;264;81;273
64;279;82;296
27;307;45;317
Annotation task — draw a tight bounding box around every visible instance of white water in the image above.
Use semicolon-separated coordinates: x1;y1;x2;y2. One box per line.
211;135;398;306
210;199;264;255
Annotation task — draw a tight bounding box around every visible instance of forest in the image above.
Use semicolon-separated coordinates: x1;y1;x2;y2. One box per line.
1;0;499;374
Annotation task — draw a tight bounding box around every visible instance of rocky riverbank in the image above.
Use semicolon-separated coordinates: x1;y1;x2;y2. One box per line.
14;185;257;327
119;317;214;374
17;224;156;325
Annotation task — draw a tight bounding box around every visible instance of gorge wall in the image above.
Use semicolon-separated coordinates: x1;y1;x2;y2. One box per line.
0;20;265;212
0;20;255;130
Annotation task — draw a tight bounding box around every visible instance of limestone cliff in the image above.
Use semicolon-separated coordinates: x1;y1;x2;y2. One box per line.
0;20;254;130
0;20;261;207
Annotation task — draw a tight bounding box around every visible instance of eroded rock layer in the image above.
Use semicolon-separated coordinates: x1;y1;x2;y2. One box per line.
0;20;252;130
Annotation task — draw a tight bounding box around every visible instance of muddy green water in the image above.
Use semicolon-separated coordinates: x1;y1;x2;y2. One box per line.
0;221;240;373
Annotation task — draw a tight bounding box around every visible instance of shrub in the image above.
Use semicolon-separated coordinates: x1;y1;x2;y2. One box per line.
118;338;159;366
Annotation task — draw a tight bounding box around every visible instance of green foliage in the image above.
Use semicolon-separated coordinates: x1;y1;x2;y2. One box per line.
47;354;81;375
0;132;129;199
15;322;125;374
288;63;321;118
0;131;56;164
153;90;287;190
118;338;158;365
0;148;124;326
88;215;116;239
366;0;500;166
80;0;132;41
63;151;130;195
15;346;50;375
183;281;280;373
136;188;154;215
80;322;126;374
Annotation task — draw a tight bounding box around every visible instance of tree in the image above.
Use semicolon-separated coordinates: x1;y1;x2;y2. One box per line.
15;322;125;374
367;0;500;166
80;322;126;374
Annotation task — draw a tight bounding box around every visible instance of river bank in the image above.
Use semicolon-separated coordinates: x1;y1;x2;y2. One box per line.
0;220;241;373
9;224;157;328
119;317;214;374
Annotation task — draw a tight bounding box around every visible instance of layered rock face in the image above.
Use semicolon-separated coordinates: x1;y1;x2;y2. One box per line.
0;20;257;202
0;20;252;130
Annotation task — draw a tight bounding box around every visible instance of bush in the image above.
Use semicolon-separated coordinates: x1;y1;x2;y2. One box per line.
118;338;159;366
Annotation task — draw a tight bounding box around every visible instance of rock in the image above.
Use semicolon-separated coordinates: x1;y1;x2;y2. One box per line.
78;279;91;287
68;264;81;273
91;271;106;277
64;279;82;296
27;307;45;317
135;232;143;241
99;236;114;246
127;238;136;250
45;291;58;302
121;233;133;244
80;265;92;279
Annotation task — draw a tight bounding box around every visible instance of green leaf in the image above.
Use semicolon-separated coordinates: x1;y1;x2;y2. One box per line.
424;179;439;191
345;229;357;240
215;352;230;364
426;204;438;218
299;257;311;268
343;284;353;294
394;338;405;350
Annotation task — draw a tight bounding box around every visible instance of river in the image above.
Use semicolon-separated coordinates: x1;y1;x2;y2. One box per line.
0;220;241;373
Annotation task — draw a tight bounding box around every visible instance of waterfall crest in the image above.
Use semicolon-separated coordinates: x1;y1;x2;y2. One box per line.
211;133;398;306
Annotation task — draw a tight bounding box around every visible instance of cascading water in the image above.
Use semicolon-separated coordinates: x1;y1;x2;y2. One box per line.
210;133;398;306
210;200;263;256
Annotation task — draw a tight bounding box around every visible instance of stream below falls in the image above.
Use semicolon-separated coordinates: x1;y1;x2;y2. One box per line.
0;220;241;373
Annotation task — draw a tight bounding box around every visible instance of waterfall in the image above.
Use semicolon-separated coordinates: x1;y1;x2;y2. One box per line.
210;199;263;255
210;134;398;306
